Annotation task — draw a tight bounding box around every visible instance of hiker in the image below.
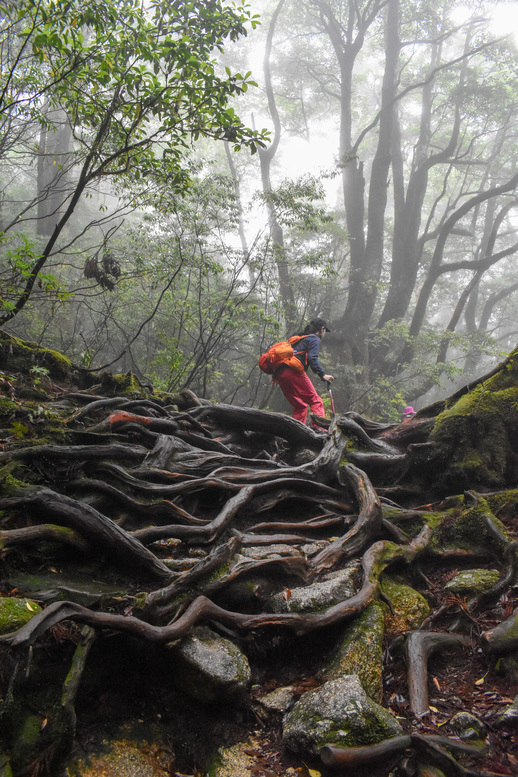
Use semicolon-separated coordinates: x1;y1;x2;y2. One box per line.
402;405;416;422
274;318;334;429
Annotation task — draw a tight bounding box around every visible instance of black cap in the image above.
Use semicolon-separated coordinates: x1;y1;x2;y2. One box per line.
313;317;331;332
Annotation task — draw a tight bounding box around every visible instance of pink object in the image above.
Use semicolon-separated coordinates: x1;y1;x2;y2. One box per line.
403;406;416;415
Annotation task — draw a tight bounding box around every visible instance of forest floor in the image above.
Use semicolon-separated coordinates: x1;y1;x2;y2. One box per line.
2;351;518;777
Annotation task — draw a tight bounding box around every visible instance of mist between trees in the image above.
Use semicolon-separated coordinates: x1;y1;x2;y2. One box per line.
1;0;518;421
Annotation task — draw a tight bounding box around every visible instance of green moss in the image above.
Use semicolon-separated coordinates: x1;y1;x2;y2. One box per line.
284;677;402;751
0;466;28;495
0;753;13;776
99;371;148;397
323;602;386;702
425;380;518;492
0;333;71;381
437;498;509;555
380;576;431;638
444;569;500;594
486;489;518;514
0;397;18;418
10;714;42;767
0;597;42;634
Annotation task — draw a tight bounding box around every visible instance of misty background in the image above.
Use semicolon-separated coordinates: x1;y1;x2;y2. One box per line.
2;0;518;421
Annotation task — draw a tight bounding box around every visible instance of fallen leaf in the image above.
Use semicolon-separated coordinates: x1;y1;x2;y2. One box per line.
429;705;439;712
432;677;441;690
303;762;321;777
26;601;34;612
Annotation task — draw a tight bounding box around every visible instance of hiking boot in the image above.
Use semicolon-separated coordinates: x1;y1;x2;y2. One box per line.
311;424;327;435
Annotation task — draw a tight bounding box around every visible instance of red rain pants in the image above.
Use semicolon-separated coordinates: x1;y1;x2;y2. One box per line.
275;367;325;425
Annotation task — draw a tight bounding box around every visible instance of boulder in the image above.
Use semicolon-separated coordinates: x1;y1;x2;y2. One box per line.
168;626;251;703
254;686;295;722
282;675;403;755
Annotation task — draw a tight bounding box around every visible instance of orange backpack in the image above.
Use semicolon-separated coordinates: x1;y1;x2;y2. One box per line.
258;335;309;375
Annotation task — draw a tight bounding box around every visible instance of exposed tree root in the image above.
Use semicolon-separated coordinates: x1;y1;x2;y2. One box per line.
1;381;518;777
405;631;472;716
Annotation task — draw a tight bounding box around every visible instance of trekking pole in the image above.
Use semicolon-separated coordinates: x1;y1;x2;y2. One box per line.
326;381;335;418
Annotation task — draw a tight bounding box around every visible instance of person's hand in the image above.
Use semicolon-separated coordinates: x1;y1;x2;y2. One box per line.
323;374;334;382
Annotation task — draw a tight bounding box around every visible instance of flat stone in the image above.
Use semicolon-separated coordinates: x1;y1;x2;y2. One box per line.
270;562;360;614
256;686;295;713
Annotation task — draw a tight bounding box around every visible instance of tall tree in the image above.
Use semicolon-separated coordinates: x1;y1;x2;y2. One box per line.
0;0;267;324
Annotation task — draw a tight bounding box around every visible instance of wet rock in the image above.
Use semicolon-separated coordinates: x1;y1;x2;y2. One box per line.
381;576;430;638
322;601;385;702
282;674;403;755
0;597;41;634
448;711;487;740
270;562;360;613
254;686;295;722
444;569;500;595
168;626;251;703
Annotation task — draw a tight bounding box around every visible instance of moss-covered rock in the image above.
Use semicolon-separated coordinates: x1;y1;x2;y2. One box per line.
444;569;501;595
0;333;72;381
407;349;518;494
380;576;431;639
282;675;403;755
0;398;18;419
99;371;150;397
322;602;385;702
0;597;42;635
435;497;510;556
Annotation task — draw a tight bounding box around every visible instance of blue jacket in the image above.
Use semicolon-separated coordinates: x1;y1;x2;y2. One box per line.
293;334;326;380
